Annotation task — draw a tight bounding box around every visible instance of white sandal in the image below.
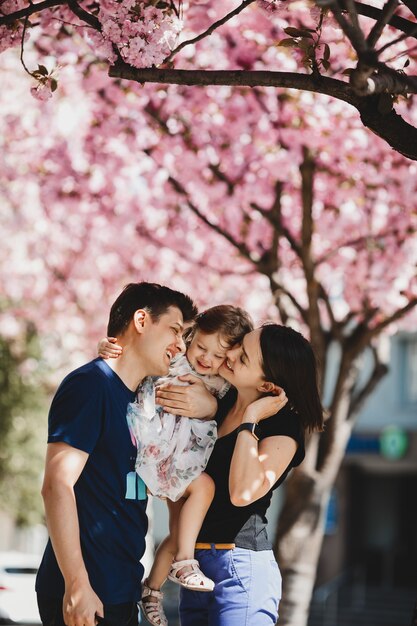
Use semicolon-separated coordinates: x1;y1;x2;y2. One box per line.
167;558;214;592
139;580;168;626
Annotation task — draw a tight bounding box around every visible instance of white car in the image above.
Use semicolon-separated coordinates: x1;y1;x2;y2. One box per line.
0;552;41;624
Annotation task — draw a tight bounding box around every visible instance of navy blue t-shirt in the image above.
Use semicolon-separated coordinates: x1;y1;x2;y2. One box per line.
36;359;148;604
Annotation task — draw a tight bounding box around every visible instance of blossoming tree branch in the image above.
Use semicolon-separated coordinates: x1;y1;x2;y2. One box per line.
1;0;417;159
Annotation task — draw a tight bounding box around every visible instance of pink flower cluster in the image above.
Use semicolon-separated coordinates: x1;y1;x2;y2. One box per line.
95;1;183;68
0;0;29;53
256;0;286;13
29;65;58;101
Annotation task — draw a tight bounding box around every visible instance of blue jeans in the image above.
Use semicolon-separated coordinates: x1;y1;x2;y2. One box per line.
37;594;139;626
179;546;282;626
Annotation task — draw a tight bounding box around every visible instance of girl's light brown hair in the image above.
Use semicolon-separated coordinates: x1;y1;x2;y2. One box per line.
186;305;253;348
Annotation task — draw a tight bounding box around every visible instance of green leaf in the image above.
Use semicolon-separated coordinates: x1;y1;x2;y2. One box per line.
277;38;298;48
404;58;410;68
37;64;48;76
50;78;58;92
323;43;330;61
298;38;313;51
284;26;314;39
321;59;330;71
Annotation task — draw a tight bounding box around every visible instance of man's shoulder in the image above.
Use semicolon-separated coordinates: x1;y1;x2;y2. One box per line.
62;358;109;381
57;359;112;396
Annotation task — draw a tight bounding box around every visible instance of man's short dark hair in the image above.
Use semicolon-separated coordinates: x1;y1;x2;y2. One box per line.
107;282;198;337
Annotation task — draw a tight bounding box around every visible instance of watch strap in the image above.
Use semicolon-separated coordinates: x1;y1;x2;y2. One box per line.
236;422;261;441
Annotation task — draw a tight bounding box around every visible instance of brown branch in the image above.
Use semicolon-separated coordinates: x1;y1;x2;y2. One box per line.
0;0;65;25
367;296;417;341
352;65;417;96
269;276;308;324
19;10;32;76
0;0;99;30
135;223;255;277
318;291;416;470
358;94;417;160
108;64;361;101
348;346;388;418
66;0;100;30
329;0;368;54
164;0;256;63
367;0;399;48
401;0;417;19
317;348;357;472
339;295;417;362
299;147;326;362
317;226;416;265
255;182;283;276
108;65;417;160
319;284;338;338
250;181;302;259
344;0;362;37
377;23;417;55
208;164;235;195
166;175;255;263
354;1;417;40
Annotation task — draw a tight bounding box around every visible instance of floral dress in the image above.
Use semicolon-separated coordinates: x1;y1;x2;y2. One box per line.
126;355;230;502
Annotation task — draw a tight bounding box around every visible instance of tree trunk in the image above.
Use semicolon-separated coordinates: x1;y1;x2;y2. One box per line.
274;471;330;626
273;381;357;626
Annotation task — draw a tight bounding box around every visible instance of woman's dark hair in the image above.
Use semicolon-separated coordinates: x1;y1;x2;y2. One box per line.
107;282;198;337
186;305;253;347
259;324;324;433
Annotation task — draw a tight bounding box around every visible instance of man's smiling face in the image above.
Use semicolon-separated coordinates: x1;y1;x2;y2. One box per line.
139;306;186;377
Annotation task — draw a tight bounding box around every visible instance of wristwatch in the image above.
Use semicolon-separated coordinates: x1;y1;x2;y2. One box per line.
236;422;261;441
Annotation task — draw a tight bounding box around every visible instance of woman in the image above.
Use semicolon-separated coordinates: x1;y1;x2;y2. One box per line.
156;323;324;626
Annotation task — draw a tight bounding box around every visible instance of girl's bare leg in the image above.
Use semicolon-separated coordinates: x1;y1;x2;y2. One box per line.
146;498;184;591
175;472;215;561
141;500;185;625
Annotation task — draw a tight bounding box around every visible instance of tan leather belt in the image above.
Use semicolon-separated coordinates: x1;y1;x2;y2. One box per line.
195;543;235;550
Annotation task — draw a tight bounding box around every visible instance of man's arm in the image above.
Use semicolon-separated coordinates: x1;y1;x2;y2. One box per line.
41;442;104;626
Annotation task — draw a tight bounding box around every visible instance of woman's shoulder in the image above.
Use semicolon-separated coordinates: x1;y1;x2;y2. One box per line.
259;405;305;465
259;405;303;441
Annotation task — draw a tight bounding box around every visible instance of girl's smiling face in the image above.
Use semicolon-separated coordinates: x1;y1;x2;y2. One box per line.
186;330;229;376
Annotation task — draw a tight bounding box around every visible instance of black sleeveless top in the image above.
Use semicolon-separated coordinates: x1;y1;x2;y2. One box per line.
197;388;305;550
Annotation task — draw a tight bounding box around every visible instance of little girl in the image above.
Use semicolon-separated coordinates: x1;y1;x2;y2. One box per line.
99;304;253;626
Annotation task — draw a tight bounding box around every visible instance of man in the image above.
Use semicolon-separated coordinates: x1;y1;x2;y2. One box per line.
36;282;198;626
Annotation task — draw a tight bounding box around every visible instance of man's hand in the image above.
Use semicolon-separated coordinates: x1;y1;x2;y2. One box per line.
156;374;217;419
63;578;104;626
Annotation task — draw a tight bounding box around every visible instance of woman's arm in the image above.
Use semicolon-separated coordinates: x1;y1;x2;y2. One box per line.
229;392;294;506
156;374;217;419
229;433;297;506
